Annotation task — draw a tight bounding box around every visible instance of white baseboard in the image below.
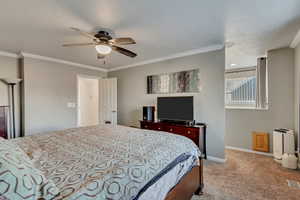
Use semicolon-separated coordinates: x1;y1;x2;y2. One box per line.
226;146;273;157
207;156;227;163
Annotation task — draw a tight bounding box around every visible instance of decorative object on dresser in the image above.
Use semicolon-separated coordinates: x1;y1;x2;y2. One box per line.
147;69;200;94
140;120;207;159
2;78;22;138
0;106;9;139
143;106;155;121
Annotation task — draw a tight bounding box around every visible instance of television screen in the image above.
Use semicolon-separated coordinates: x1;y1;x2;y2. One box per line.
157;96;194;122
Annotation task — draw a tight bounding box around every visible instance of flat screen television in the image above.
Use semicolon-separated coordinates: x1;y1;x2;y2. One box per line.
157;96;194;122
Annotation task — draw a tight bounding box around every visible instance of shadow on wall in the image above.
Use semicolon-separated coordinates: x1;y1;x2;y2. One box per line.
130;109;141;127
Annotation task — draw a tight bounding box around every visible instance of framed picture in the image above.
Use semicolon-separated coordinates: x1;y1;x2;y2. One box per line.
147;69;200;94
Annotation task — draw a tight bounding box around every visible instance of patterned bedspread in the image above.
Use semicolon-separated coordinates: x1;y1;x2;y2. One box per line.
13;125;201;200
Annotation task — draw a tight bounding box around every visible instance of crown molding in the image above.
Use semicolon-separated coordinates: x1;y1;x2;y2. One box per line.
0;50;19;58
108;44;224;72
290;29;300;48
20;52;108;72
0;44;224;73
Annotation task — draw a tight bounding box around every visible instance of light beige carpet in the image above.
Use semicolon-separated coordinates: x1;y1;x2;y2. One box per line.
191;185;237;200
190;150;300;200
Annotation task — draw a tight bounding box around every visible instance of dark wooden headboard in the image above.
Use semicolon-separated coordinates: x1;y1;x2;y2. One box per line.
0;106;9;139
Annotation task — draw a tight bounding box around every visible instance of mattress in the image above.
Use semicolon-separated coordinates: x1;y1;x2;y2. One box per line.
13;125;201;200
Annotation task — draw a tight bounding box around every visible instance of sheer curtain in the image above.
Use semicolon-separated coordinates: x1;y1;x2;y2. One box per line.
225;67;256;108
256;57;269;109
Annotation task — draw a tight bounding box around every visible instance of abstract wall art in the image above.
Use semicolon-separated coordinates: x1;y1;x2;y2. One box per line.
147;69;200;94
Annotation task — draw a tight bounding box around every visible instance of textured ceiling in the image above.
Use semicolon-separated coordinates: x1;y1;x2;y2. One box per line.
0;0;300;70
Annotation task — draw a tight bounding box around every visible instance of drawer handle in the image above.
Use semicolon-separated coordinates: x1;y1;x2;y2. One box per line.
170;129;173;131
145;126;148;128
158;127;161;130
187;131;191;134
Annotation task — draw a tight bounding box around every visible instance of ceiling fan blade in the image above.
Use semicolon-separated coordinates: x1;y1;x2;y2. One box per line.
62;42;96;47
112;45;137;58
110;37;136;45
70;27;98;41
97;53;105;59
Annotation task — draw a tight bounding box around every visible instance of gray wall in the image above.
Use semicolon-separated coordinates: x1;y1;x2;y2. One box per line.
22;57;106;135
109;49;226;159
226;47;295;152
0;55;21;136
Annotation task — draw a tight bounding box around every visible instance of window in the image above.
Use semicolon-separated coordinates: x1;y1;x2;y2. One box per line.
225;67;257;108
225;57;268;110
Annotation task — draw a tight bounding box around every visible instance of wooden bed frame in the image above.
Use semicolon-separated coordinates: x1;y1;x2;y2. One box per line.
165;157;204;200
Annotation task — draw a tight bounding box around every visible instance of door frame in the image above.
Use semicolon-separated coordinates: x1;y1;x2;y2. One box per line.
76;74;102;127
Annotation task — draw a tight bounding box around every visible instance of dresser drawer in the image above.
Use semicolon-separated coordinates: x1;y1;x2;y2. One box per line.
141;122;153;129
140;122;163;131
152;124;163;131
140;120;206;158
183;128;198;145
165;126;185;134
184;128;198;137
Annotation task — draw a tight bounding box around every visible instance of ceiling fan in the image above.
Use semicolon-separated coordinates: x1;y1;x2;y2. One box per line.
62;27;137;59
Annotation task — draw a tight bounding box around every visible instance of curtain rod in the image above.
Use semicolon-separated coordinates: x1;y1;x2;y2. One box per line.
225;66;256;74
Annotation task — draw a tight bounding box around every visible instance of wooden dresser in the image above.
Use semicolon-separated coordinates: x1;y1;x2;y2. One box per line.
0;106;9;139
140;121;207;159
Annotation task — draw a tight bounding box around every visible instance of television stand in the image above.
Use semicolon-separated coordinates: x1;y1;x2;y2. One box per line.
140;121;207;159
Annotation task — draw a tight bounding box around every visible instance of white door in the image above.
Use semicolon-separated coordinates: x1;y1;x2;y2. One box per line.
78;77;99;127
99;78;117;125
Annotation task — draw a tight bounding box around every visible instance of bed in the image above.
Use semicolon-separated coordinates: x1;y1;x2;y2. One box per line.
5;125;203;200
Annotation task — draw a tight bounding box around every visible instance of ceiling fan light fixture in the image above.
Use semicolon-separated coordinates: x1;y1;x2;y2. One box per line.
95;44;112;55
64;28;137;58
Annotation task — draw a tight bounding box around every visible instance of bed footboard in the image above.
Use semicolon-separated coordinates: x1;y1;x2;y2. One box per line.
195;156;204;195
165;156;204;200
